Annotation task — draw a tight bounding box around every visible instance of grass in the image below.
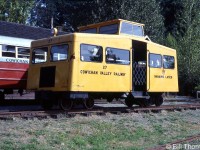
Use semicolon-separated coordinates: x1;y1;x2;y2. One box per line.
0;110;200;150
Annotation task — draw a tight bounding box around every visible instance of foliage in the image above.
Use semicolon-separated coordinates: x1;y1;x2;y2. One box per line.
29;0;92;32
162;0;200;95
0;0;34;24
29;0;165;42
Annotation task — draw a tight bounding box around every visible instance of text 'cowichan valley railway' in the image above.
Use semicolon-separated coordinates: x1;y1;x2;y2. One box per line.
27;19;179;110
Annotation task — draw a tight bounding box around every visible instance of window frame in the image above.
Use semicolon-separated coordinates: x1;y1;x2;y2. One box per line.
105;47;130;65
149;53;162;68
163;55;175;69
99;24;119;34
1;44;16;58
17;47;30;59
32;47;48;64
50;44;69;62
120;22;144;37
80;43;103;63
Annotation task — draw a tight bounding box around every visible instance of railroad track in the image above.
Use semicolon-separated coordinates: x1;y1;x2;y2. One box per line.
1;104;200;120
0;97;199;107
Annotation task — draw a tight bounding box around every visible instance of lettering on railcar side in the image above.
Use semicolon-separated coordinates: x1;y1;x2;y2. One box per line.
0;58;29;64
80;70;98;75
80;70;126;77
114;72;126;76
154;75;173;79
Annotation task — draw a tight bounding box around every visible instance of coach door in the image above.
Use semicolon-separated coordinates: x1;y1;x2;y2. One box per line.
132;40;147;91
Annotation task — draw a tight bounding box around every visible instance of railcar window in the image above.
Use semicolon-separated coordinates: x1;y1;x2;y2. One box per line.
149;53;162;68
18;47;30;59
2;45;15;57
120;22;144;36
80;44;103;62
32;47;48;64
50;44;68;61
80;28;97;33
132;25;143;36
106;48;130;65
163;55;175;69
99;24;118;34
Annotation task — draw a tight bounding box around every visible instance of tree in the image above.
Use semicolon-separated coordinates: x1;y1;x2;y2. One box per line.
164;0;200;95
177;0;200;95
83;0;165;43
29;0;165;42
0;0;34;24
29;0;92;32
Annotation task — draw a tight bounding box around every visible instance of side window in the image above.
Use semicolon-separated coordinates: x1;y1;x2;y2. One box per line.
32;47;48;64
163;55;175;69
80;44;103;62
99;24;118;34
120;22;144;36
18;47;30;59
50;44;68;61
149;53;162;68
2;45;15;58
106;48;130;65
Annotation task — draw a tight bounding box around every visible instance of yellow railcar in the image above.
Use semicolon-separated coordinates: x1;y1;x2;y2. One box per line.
27;19;178;110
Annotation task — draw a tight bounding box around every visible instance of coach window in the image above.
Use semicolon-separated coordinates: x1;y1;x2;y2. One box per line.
80;44;103;62
2;45;15;57
32;47;48;64
106;48;130;65
99;24;118;34
163;55;175;69
18;47;30;59
50;44;68;61
120;22;144;36
149;53;162;68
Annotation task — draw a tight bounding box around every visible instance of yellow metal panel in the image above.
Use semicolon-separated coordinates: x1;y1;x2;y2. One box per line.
77;63;131;92
147;42;179;92
72;34;132;92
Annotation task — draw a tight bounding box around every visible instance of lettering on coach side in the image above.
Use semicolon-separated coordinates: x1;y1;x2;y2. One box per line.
80;70;98;75
100;71;112;75
154;75;173;79
0;57;29;64
6;58;29;64
80;70;126;77
114;72;126;76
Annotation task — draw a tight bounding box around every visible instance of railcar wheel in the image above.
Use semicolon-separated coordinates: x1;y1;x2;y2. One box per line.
84;98;94;109
125;94;134;107
59;99;73;111
155;95;163;106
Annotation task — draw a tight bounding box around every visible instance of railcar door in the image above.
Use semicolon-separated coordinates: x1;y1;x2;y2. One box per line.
132;40;147;91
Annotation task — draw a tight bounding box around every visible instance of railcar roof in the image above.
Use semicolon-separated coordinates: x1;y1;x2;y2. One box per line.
78;19;144;31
